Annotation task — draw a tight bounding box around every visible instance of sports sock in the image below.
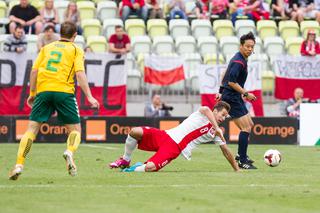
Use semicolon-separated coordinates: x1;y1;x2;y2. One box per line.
16;131;36;165
67;131;81;153
238;131;250;163
134;164;146;172
123;135;138;161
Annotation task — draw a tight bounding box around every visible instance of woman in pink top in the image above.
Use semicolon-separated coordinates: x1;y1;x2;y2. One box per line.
210;0;229;19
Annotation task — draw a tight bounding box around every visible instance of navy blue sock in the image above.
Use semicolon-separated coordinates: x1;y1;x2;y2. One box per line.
238;131;250;163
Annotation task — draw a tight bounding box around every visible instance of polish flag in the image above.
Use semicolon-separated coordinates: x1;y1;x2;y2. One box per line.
144;55;185;85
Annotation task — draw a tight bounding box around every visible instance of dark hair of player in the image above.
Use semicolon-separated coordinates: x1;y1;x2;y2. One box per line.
214;101;231;112
60;21;77;39
240;32;255;45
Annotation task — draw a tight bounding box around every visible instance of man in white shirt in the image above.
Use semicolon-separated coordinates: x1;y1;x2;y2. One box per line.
110;101;240;172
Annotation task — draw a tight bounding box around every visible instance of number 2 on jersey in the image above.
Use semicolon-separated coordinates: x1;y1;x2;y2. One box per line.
46;51;62;72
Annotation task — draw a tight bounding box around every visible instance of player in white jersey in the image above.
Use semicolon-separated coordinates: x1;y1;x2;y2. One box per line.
109;101;240;172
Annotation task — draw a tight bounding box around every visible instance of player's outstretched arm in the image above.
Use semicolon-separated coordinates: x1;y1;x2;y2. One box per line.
199;106;225;142
219;144;240;172
76;71;100;109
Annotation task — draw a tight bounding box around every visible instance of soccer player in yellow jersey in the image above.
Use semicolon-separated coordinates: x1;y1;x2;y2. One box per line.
9;21;99;180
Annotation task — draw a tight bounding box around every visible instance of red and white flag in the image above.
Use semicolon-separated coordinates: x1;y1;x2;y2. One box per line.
0;52;127;116
199;61;264;116
144;55;185;85
274;55;320;100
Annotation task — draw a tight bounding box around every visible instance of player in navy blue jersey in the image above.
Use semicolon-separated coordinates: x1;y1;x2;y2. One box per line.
216;32;257;169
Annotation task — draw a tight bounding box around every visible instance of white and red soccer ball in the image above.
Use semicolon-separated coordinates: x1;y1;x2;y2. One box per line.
264;149;282;167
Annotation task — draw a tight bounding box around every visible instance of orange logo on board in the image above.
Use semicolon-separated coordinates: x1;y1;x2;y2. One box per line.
86;120;106;141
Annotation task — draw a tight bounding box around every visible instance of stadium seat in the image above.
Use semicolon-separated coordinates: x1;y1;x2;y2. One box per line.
8;0;19;10
102;18;123;40
0;34;8;51
74;35;86;49
127;68;142;93
257;20;278;40
263;36;284;58
81;19;101;39
131;35;152;57
249;53;270;71
184;53;201;93
203;53;225;65
26;34;38;53
169;19;190;40
175;36;196;55
262;70;275;94
86;35;107;52
125;19;146;38
31;0;44;10
55;1;69;23
0;18;9;34
147;19;168;39
97;1;118;21
153;36;175;54
213;19;234;40
197;36;218;57
219;36;239;57
235;19;256;37
0;1;7;19
191;19;212;39
300;20;320;38
278;20;300;40
254;36;262;54
77;1;96;20
285;36;304;55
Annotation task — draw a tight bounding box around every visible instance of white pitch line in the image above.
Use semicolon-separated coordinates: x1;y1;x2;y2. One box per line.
0;184;310;189
82;144;119;150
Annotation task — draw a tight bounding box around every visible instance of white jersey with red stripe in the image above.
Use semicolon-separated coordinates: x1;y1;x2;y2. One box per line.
165;109;225;160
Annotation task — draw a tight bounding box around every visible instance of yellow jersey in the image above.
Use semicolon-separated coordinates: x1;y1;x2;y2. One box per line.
32;40;85;94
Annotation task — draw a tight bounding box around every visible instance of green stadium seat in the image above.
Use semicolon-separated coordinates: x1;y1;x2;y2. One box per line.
0;1;7;19
125;19;145;38
262;70;275;94
279;20;300;40
300;20;320;38
213;19;234;40
147;19;168;39
257;20;277;40
203;53;225;65
86;35;107;52
285;36;304;55
81;19;101;39
77;1;96;20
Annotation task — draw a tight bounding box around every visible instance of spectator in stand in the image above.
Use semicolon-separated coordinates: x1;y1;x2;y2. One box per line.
148;0;164;19
250;0;270;21
37;25;59;51
210;0;229;19
300;29;320;56
4;25;27;53
108;25;131;54
271;0;299;21
63;2;82;35
296;0;320;23
40;0;59;30
194;0;209;19
144;94;172;117
169;0;187;20
121;0;148;22
230;0;269;24
286;88;308;118
9;0;43;34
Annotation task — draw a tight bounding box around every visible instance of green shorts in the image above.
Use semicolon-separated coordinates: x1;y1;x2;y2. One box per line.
30;91;80;124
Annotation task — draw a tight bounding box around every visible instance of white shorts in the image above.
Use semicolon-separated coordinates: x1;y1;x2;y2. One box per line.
304;10;319;18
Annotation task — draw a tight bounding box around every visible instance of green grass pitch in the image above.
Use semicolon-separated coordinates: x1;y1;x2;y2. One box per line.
0;143;319;213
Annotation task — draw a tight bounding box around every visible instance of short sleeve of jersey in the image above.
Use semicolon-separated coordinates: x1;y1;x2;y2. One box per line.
32;47;44;70
74;47;85;72
124;34;131;44
108;34;116;44
213;136;226;146
30;6;40;17
228;62;244;83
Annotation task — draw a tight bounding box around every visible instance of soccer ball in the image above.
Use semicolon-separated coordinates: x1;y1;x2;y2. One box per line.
264;149;281;167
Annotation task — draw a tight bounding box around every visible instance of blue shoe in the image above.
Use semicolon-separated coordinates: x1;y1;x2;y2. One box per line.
121;162;143;172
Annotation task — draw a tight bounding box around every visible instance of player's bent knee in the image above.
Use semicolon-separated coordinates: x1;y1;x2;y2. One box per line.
145;162;157;172
129;127;143;140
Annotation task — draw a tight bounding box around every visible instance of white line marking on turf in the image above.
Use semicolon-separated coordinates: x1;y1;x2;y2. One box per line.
82;144;118;150
0;184;310;189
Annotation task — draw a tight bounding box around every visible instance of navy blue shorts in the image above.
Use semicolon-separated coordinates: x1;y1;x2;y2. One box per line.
221;93;248;119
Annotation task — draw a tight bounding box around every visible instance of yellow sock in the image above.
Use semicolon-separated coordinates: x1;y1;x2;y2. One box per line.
67;131;81;153
16;131;36;165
